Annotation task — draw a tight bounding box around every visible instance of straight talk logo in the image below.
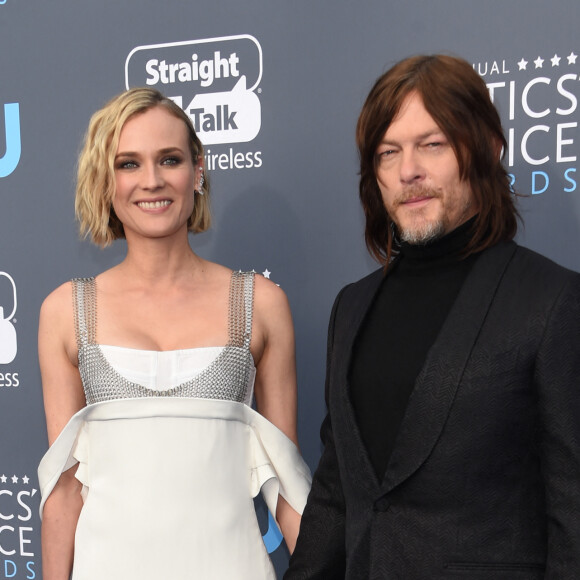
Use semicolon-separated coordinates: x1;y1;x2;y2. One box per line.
126;35;263;171
126;35;262;145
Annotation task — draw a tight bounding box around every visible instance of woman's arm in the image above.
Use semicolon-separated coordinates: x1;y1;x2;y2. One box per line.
39;283;86;580
251;275;302;553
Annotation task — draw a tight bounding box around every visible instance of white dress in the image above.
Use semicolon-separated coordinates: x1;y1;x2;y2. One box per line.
38;272;311;579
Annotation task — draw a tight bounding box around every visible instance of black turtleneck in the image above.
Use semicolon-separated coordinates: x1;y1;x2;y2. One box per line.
349;219;480;480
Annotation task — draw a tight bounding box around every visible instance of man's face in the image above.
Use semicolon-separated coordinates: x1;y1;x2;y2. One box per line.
375;92;477;244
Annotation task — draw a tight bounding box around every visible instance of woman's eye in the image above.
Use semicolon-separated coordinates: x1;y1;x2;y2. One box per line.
162;156;182;166
117;160;138;170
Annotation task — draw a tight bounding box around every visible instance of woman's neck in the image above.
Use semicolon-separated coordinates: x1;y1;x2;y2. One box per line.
116;232;205;287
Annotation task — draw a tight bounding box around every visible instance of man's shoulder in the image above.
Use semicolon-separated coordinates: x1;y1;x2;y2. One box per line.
485;241;580;299
512;243;577;272
337;267;384;302
326;267;385;326
499;241;579;281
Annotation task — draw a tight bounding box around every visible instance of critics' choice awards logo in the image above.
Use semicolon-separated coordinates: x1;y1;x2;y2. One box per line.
475;51;580;195
0;104;21;179
0;474;38;579
125;35;263;171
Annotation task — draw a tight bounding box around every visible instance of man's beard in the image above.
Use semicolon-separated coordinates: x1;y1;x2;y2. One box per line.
399;219;445;245
388;185;472;245
389;186;445;245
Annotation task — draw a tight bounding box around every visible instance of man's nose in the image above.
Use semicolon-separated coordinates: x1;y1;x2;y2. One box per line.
399;149;425;184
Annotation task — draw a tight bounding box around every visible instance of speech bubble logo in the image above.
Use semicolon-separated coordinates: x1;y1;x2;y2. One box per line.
126;35;263;145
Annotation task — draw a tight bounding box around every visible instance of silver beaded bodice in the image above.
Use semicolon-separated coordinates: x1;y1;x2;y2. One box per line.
72;271;255;406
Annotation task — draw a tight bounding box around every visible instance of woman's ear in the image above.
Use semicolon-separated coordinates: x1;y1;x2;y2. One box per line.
195;156;205;194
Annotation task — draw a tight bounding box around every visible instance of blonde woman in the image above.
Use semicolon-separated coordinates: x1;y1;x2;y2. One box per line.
38;88;310;580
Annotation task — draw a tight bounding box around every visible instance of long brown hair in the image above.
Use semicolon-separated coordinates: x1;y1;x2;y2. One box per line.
356;54;519;265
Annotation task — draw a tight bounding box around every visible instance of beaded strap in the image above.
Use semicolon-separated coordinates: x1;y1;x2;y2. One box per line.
229;270;254;348
72;277;96;350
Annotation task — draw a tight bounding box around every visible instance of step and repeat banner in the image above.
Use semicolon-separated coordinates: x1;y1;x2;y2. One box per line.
1;1;579;577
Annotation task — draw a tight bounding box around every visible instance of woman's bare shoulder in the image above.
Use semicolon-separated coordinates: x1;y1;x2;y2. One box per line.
39;280;79;369
253;272;290;312
40;281;74;320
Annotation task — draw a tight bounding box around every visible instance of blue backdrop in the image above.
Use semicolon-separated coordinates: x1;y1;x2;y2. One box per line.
1;1;579;577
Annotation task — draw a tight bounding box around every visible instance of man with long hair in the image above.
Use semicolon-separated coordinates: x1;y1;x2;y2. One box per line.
286;55;580;579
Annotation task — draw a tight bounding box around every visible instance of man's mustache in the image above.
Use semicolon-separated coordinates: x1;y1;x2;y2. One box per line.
393;186;441;206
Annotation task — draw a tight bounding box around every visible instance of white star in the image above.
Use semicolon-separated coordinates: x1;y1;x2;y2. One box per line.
22;475;30;484
11;475;18;484
551;54;561;67
0;475;6;484
517;58;528;71
262;269;271;279
568;52;578;64
534;56;544;69
251;269;256;273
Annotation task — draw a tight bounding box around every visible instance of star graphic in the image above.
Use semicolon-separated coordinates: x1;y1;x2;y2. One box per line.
0;475;6;484
551;54;561;67
22;475;30;484
534;56;544;69
11;475;18;484
517;58;528;71
262;269;271;279
568;52;578;64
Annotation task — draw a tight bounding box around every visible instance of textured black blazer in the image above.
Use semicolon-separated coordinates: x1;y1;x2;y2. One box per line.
286;241;580;579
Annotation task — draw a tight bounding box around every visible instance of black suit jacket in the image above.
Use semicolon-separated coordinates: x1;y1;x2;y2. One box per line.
286;242;580;579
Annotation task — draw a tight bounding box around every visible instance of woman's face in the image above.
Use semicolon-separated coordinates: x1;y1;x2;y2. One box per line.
112;106;199;243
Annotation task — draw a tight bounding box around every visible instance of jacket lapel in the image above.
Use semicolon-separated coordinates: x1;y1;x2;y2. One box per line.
331;267;387;490
381;241;518;493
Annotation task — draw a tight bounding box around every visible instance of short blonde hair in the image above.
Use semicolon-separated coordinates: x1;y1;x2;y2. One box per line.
76;87;211;247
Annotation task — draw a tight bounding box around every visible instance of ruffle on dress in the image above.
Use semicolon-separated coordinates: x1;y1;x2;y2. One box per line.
38;397;312;520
